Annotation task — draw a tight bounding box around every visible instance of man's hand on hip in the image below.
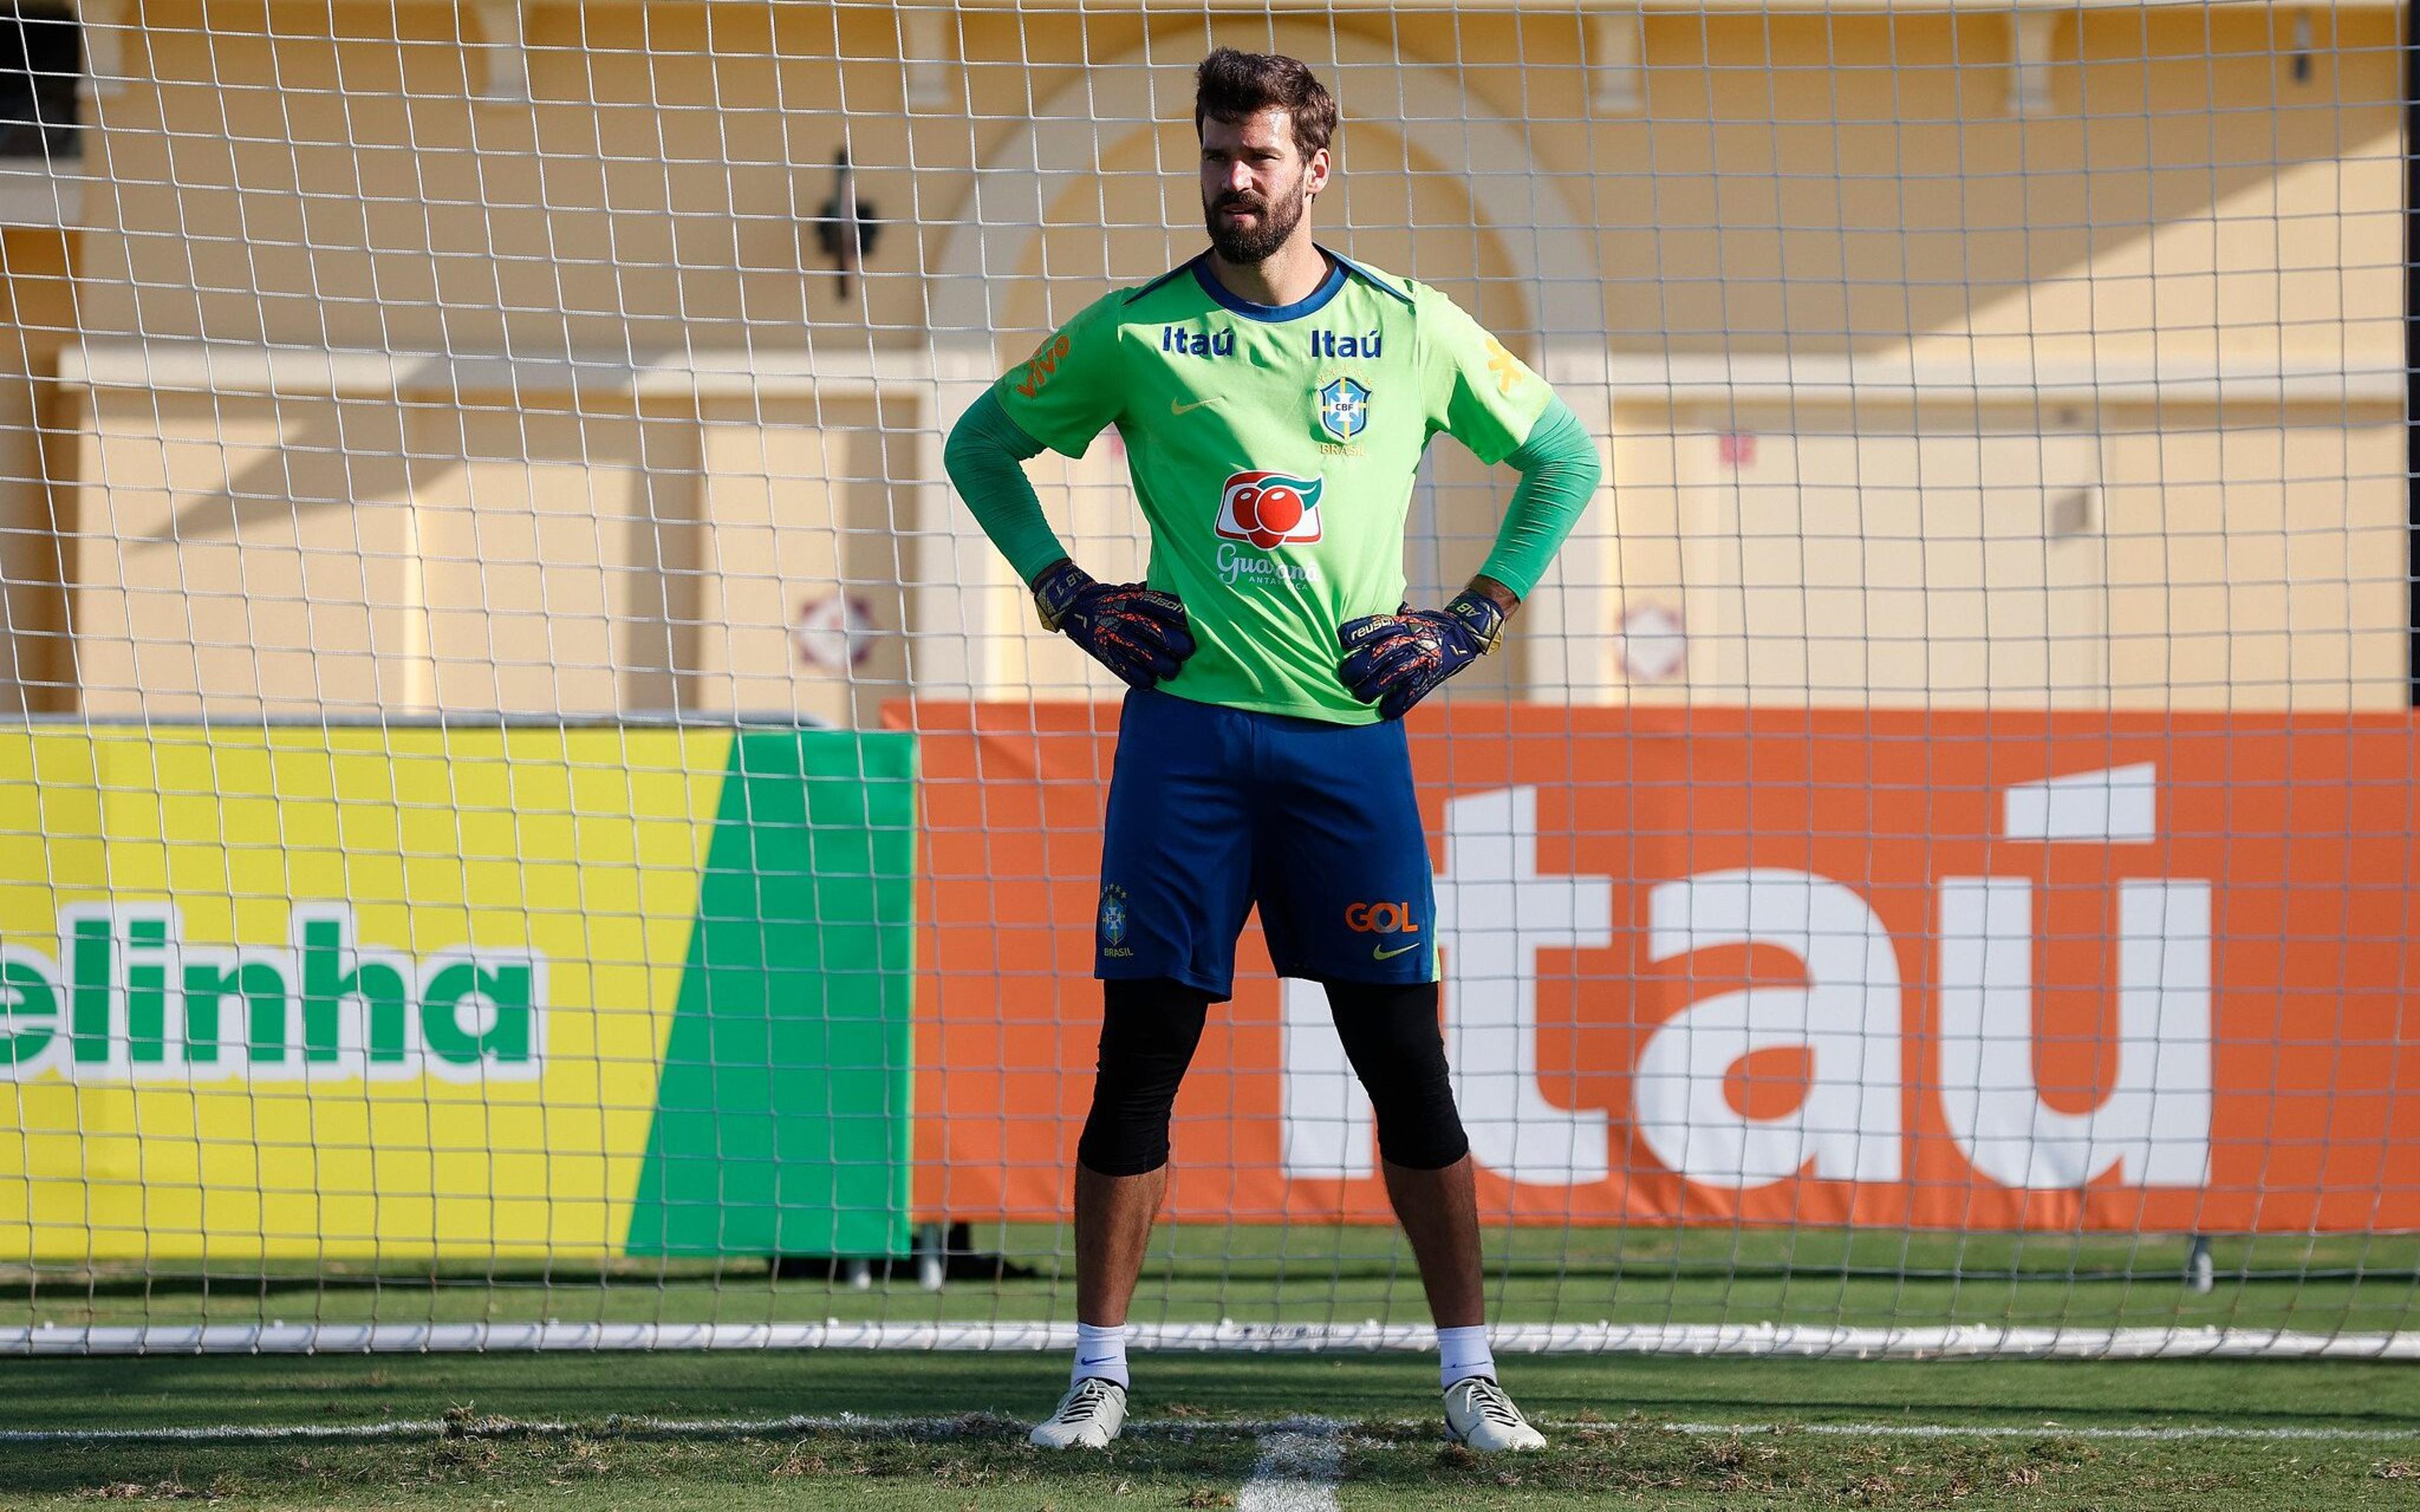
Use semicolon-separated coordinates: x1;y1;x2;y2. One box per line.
1337;589;1507;721
1034;559;1197;691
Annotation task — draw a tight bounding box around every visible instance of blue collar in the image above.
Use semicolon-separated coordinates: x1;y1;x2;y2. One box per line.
1190;253;1349;323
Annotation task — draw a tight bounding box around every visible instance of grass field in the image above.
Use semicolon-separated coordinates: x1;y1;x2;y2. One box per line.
4;1225;2418;1507
10;1225;2419;1335
4;1350;2419;1509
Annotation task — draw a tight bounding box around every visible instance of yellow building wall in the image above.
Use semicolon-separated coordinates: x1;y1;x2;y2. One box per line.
13;2;2408;716
69;389;420;717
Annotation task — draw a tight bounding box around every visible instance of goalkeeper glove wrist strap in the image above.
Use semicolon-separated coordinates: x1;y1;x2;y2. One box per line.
1446;590;1507;656
1032;558;1090;634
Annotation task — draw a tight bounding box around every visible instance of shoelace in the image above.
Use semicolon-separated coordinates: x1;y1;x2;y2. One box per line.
1459;1378;1526;1429
1054;1378;1119;1424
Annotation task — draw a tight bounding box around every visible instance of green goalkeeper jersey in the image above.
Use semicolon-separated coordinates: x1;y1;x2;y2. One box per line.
991;251;1553;724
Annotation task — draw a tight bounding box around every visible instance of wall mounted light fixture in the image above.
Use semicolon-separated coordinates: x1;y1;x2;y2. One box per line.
813;149;880;298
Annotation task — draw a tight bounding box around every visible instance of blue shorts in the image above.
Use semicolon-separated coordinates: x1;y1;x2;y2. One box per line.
1095;688;1438;1001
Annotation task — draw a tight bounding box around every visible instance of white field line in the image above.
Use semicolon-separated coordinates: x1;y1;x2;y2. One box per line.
2;1415;2416;1449
9;1320;2420;1360
1659;1421;2420;1443
1235;1418;1344;1512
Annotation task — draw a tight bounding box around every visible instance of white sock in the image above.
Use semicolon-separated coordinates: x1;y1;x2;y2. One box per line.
1438;1325;1495;1391
1072;1321;1130;1389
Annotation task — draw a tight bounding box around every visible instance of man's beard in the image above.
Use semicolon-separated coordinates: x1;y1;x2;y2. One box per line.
1204;176;1308;265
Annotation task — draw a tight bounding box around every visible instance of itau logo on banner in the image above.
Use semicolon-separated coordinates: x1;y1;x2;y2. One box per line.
1282;765;2211;1194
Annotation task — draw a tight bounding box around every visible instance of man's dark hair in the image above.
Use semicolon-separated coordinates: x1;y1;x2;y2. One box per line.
1194;48;1338;158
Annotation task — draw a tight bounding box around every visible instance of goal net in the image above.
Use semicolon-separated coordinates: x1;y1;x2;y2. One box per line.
2;0;2416;1358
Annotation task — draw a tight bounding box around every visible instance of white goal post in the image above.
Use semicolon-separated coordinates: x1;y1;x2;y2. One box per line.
0;0;2413;1356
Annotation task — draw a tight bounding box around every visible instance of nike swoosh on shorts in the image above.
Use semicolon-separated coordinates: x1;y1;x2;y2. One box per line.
1170;397;1221;415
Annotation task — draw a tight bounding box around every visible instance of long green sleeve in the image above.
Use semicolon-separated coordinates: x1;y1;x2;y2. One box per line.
1476;396;1601;600
943;389;1072;588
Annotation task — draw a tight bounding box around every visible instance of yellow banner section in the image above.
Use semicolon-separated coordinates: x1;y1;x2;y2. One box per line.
0;728;730;1260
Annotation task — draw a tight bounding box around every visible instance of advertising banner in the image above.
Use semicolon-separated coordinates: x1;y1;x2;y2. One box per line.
906;702;2420;1232
0;726;917;1261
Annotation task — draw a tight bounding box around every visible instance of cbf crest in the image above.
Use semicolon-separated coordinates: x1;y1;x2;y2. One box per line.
1317;377;1371;444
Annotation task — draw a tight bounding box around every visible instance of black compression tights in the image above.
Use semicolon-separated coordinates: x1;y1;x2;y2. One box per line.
1325;978;1470;1171
1075;976;1469;1176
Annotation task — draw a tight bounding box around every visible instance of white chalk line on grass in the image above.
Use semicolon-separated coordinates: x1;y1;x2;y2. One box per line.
3;1415;2416;1449
1236;1418;1344;1512
1659;1422;2420;1444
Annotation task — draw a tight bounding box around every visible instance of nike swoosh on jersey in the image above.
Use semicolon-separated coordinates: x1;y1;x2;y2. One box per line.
1170;396;1222;415
1372;941;1420;961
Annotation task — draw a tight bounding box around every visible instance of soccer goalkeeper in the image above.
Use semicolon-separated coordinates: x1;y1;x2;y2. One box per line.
945;47;1601;1453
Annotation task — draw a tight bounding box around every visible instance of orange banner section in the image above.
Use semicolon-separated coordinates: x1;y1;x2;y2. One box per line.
899;703;2420;1232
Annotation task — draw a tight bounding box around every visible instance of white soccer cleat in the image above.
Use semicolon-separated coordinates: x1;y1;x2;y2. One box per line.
1029;1376;1129;1449
1444;1375;1547;1453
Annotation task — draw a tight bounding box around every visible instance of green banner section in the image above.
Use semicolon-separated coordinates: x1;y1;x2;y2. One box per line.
0;725;916;1263
626;730;919;1259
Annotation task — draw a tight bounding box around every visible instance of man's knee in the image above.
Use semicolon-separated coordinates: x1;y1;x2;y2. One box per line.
1076;978;1213;1177
1325;979;1470;1171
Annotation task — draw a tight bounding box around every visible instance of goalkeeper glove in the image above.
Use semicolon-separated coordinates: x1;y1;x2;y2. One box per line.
1337;591;1506;721
1032;558;1197;692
